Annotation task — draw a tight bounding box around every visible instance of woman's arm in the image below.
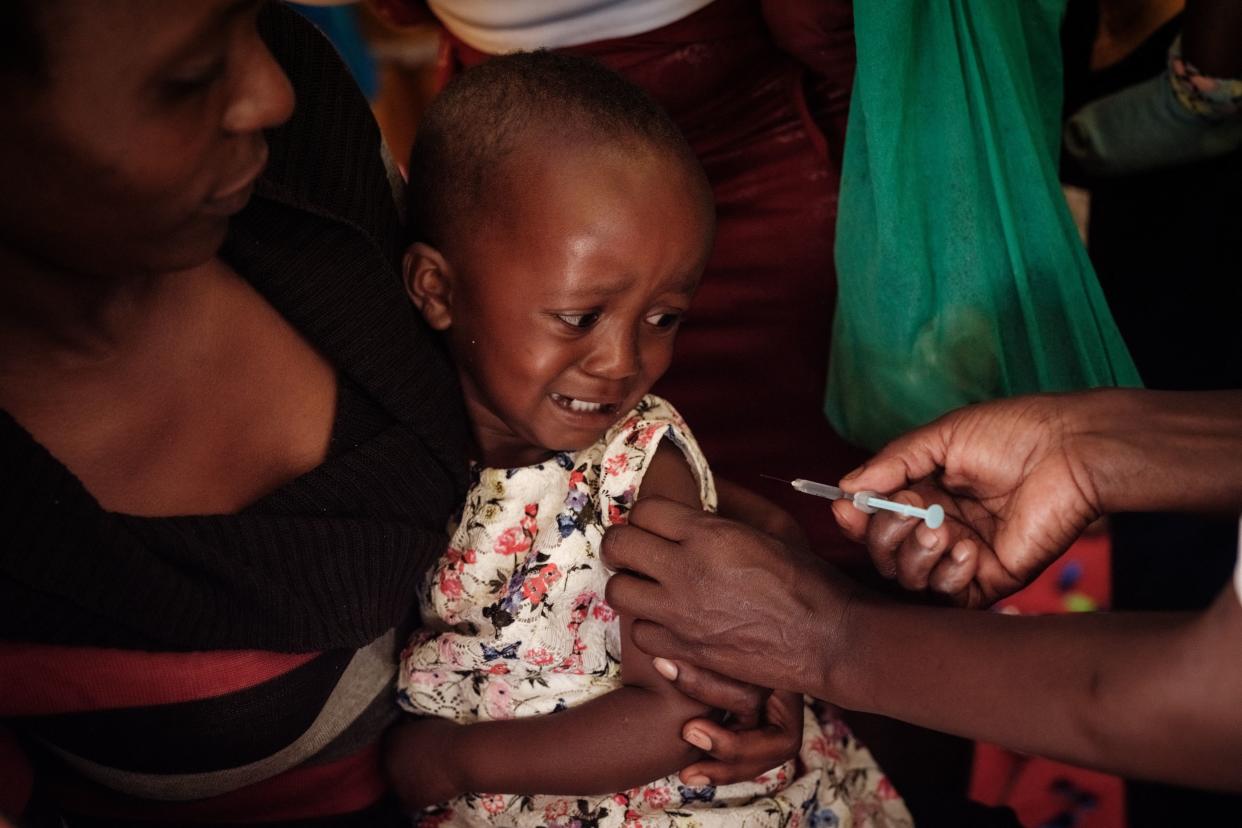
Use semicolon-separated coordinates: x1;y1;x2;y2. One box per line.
834;574;1242;792
604;495;1242;792
603;389;1242;791
386;440;712;808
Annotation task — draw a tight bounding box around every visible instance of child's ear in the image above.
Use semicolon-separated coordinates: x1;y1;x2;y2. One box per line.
403;242;454;331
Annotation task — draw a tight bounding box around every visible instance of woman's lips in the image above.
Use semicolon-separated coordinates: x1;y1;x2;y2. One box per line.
201;180;256;217
203;146;268;217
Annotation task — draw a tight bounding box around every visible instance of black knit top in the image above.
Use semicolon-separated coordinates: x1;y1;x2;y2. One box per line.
0;7;468;825
0;6;468;654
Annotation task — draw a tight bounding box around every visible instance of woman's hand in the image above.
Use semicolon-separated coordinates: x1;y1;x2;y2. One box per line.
640;652;804;786
634;478;807;784
383;716;466;810
831;394;1105;608
675;688;804;787
603;498;852;696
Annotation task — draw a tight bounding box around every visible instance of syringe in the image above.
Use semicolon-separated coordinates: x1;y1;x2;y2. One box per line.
762;475;945;529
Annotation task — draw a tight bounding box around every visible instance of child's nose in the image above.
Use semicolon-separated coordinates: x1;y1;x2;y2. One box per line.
581;328;641;381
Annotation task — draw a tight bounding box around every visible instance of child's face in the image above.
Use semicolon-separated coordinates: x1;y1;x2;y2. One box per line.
408;139;712;468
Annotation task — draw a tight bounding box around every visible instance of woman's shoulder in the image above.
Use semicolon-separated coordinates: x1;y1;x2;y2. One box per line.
225;5;469;471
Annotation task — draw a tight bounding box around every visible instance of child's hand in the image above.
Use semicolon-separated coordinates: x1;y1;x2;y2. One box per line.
383;716;466;810
676;689;803;787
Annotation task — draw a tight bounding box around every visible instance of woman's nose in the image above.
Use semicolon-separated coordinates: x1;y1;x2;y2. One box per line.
582;328;641;381
222;41;296;135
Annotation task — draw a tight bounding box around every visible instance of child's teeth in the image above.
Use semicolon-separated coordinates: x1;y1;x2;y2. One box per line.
553;393;606;413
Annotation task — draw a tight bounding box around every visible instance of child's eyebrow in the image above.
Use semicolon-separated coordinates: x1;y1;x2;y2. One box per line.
555;274;699;300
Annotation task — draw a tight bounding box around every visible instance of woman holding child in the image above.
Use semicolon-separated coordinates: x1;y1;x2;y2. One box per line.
0;2;885;825
0;2;468;823
5;3;1232;827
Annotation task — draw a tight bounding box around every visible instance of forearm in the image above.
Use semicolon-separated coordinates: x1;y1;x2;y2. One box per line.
1073;389;1242;514
826;584;1242;790
438;685;708;797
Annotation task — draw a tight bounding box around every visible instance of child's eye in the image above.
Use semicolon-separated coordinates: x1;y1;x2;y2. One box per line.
645;311;683;329
556;312;601;329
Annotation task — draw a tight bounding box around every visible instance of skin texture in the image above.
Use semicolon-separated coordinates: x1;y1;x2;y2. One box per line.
834;394;1101;609
0;0;342;521
603;389;1242;791
389;134;801;807
1;0;289;278
832;389;1242;607
405;138;710;469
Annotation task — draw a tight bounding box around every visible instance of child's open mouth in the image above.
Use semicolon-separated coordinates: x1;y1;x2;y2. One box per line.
549;393;619;415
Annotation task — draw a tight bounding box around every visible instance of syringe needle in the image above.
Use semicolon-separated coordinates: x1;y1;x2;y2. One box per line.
771;473;946;529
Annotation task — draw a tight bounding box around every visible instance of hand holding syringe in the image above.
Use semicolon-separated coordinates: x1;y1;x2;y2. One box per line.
764;475;945;529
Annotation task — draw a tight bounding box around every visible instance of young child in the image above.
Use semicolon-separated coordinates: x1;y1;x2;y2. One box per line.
389;51;910;828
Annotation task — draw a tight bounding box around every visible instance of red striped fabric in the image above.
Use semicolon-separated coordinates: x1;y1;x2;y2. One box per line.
0;643;318;715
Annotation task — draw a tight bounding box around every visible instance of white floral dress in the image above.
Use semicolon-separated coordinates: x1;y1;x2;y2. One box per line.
398;395;910;828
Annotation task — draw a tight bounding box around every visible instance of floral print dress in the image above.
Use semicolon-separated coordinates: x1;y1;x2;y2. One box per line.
398;396;910;827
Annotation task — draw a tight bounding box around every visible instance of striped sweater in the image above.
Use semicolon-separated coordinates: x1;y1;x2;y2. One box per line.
0;6;469;825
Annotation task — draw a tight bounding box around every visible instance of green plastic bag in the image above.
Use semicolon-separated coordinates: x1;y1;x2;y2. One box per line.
826;0;1141;450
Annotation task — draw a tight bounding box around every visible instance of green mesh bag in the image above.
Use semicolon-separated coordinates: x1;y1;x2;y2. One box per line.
826;0;1141;450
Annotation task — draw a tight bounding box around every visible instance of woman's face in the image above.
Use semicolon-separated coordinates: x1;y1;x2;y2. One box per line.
0;0;294;279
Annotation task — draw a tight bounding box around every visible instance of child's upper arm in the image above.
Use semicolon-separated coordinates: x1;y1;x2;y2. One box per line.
618;437;710;703
638;436;705;510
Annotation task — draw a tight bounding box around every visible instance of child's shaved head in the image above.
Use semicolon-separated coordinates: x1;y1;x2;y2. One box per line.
407;50;712;255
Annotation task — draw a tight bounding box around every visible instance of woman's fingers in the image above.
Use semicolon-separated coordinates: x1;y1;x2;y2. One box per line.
862;490;925;579
676;691;804;786
892;505;952;590
866;488;991;599
601;520;680;583
928;538;980;601
677;741;774;786
835;480;989;600
604;572;674;628
831;498;868;543
652;658;767;728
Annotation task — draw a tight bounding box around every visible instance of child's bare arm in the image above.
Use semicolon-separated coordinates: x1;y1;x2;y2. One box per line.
385;439;714;808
